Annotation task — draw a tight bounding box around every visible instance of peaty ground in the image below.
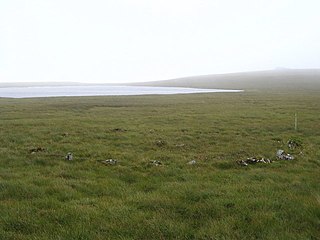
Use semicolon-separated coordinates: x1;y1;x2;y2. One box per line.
0;91;319;239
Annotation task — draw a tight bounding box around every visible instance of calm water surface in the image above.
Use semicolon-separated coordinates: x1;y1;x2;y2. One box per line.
0;85;242;98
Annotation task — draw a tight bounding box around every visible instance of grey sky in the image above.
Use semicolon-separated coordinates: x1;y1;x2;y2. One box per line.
1;0;319;83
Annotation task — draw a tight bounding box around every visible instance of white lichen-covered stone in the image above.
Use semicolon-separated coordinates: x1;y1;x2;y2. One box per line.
101;159;117;165
65;152;73;161
187;160;196;165
276;149;285;158
238;157;272;166
150;160;162;166
276;149;294;160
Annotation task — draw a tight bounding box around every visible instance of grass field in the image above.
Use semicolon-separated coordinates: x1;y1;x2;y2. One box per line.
0;91;319;239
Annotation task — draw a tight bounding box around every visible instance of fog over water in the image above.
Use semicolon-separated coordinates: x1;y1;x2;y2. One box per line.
1;1;319;84
0;86;242;98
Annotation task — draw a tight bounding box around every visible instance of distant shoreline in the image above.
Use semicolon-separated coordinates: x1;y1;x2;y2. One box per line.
0;85;242;99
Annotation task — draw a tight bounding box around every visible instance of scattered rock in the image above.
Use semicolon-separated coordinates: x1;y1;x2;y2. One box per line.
155;140;166;147
276;149;294;160
29;147;46;154
100;159;117;165
238;149;295;167
112;128;127;132
224;203;235;209
65;152;73;161
238;157;272;166
271;137;282;143
175;144;185;147
287;139;301;150
187;160;196;165
150;160;162;166
276;149;284;157
238;160;248;166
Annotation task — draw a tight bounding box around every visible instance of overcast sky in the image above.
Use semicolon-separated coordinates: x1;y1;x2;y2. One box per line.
1;0;319;83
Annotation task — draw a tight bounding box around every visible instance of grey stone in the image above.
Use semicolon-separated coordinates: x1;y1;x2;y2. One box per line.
65;152;73;161
155;140;166;147
112;128;127;132
277;149;285;158
176;144;185;147
101;159;117;165
29;147;45;154
150;160;162;166
287;139;301;150
188;160;196;165
238;157;272;166
238;160;248;166
276;149;294;160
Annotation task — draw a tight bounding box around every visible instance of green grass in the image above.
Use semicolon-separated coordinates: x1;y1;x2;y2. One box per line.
0;91;319;239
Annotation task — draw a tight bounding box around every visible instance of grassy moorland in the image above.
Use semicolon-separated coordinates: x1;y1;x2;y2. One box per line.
0;90;319;239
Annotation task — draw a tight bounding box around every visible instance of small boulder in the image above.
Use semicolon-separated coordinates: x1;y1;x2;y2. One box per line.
276;149;294;160
150;160;162;166
65;152;73;161
101;159;117;165
287;139;301;150
276;150;284;158
238;157;272;166
112;128;127;132
155;140;166;147
175;144;185;147
238;160;248;166
29;147;46;154
187;160;196;165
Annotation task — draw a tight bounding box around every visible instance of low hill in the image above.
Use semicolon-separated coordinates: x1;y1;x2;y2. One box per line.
131;69;320;91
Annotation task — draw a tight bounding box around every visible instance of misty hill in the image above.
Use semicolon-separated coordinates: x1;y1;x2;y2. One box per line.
132;69;320;91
